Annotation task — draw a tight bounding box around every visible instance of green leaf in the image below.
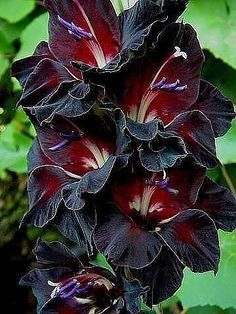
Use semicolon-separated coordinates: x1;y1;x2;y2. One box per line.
0;110;33;173
0;0;35;23
183;0;236;69
187;306;236;314
0;56;9;80
178;232;236;309
217;119;236;164
15;13;48;60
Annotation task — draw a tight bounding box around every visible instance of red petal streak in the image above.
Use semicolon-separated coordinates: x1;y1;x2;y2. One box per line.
45;0;120;68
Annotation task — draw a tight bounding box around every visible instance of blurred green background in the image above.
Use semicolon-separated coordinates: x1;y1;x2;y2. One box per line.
0;0;236;313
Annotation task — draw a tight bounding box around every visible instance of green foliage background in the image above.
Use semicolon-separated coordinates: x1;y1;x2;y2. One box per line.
0;0;236;313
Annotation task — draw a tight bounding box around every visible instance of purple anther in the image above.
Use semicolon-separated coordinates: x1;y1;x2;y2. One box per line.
58;15;72;29
155;177;169;189
175;85;188;92
152;77;187;93
58;15;93;41
160;79;180;90
76;282;94;295
59;279;77;294
60;284;80;301
151;77;166;90
48;139;70;152
71;23;93;40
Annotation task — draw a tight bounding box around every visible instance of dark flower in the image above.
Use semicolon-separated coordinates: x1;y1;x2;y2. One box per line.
12;41;98;124
20;239;147;313
45;0;188;72
22;113;130;250
103;23;235;169
94;158;236;270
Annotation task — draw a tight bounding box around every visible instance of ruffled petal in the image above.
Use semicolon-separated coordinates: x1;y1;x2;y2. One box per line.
157;209;220;272
94;204;162;269
190;80;236;137
196;177;236;231
166;110;219;168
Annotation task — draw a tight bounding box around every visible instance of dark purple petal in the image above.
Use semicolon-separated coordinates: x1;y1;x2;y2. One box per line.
55;203;96;255
139;131;187;172
22;165;79;228
196;177;236;231
45;0;120;67
19;267;72;313
133;246;184;305
166;110;219;168
157;209;220;272
122;279;149;314
11;41;52;88
190;80;236;137
94;204;162;269
18;58;75;109
33;239;81;268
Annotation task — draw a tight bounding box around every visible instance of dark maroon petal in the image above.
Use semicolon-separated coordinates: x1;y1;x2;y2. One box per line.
55;208;88;250
158;209;220;272
18;58;75;109
45;0;120;68
20;267;72;313
166;110;219;168
34;117;115;176
105;23;204;124
195;177;236;231
133;246;184;305
189;80;236;137
167;157;206;204
32;82;98;124
11;41;53;88
94;204;162;269
122;279;148;314
27;139;53;173
33;239;81;268
139;131;187;172
22;165;79;228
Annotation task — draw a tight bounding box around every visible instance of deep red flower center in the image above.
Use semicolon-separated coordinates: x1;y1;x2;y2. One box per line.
112;172;189;230
49;272;118;312
127;47;188;123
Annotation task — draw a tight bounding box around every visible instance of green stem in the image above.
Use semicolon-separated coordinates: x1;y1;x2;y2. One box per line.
221;165;236;194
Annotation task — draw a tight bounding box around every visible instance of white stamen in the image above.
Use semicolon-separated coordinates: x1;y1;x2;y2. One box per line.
173;46;187;59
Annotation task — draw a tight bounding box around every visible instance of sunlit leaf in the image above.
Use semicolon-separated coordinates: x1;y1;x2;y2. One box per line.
0;0;35;23
15;13;48;60
183;0;236;69
178;232;236;309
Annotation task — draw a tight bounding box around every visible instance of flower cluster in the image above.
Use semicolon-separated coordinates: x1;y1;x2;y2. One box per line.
12;0;236;312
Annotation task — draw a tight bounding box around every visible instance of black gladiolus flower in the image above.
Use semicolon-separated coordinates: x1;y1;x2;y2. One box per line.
94;158;236;270
102;23;235;169
22;113;130;251
20;239;147;313
45;0;188;72
12;41;99;124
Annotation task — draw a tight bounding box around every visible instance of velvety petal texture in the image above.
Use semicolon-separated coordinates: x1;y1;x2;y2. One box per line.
20;240;146;314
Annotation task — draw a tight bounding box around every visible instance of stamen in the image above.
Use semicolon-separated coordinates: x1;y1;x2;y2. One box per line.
151;77;166;90
48;139;70;151
58;15;93;40
49;130;84;152
60;284;81;300
151;77;187;93
59;279;77;294
145;174;178;196
173;46;187;59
